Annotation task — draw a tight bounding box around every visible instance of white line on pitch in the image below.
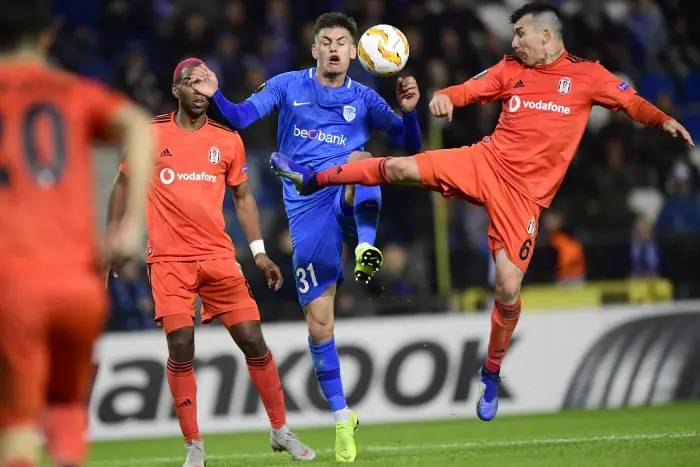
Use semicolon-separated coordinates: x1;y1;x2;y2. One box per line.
88;432;699;465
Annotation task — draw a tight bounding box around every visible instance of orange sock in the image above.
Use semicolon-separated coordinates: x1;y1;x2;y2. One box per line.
42;405;87;466
246;350;286;430
317;157;394;187
485;297;522;373
166;358;201;443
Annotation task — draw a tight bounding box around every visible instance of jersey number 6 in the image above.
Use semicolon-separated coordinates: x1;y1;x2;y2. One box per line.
296;263;319;293
519;238;533;261
0;103;66;188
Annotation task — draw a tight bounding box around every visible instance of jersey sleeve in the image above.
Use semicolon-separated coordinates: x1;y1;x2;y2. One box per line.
246;72;290;118
226;133;248;187
588;63;637;111
365;88;402;131
435;58;507;107
589;63;671;126
81;78;129;140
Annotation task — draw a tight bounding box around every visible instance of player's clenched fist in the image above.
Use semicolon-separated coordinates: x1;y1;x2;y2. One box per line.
188;64;219;98
429;94;454;122
396;76;420;113
255;253;284;291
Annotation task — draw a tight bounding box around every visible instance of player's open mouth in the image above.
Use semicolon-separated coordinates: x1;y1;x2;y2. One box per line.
329;55;340;65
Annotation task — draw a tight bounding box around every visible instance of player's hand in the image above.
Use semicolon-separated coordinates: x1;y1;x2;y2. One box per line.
255;253;283;291
429;94;454;122
662;119;695;148
103;220;141;280
188;65;219;98
396;76;420;113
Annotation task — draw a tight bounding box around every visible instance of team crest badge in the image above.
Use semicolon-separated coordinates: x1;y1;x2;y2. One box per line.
208;145;220;164
527;217;537;237
343;105;356;122
557;76;572;95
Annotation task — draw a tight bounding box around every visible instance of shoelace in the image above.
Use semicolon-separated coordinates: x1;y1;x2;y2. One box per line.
482;369;502;383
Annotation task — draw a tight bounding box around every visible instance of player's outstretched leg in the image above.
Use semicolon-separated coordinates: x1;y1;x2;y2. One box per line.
271;151;421;194
226;319;315;461
477;250;523;422
344;152;384;284
162;321;206;467
304;288;358;462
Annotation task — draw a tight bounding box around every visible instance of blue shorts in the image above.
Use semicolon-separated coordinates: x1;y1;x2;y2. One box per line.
289;187;355;306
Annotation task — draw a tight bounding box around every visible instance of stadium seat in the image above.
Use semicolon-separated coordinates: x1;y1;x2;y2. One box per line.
639;73;677;103
682;72;700;103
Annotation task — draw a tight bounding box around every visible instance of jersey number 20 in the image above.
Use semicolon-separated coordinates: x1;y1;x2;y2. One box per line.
0;103;66;188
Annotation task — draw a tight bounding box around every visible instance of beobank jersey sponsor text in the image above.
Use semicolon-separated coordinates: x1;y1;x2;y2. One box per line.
293;125;347;146
88;303;700;440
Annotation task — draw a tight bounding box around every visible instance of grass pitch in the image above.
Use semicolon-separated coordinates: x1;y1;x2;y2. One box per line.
88;403;700;466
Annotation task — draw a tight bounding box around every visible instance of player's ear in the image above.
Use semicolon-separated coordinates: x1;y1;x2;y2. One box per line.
171;83;179;100
350;43;357;60
312;42;318;60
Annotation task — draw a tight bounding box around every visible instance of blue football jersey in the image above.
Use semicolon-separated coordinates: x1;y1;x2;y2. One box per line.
248;68;404;216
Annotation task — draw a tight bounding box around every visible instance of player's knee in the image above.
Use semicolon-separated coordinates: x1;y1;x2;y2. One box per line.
386;157;419;183
494;275;521;304
229;321;268;358
347;151;372;163
166;326;195;362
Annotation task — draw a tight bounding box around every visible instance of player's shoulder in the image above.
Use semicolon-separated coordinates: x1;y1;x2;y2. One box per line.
349;78;384;103
270;69;309;85
501;54;526;72
206;118;239;136
150;113;173;125
562;53;602;74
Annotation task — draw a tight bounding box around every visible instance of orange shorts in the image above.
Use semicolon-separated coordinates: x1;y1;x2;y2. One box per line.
147;257;259;332
415;145;542;272
0;271;106;429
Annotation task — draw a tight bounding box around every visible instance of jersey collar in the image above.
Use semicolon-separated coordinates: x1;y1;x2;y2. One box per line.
535;50;569;69
309;68;353;89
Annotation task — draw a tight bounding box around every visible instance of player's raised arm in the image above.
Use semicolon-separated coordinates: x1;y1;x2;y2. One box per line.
430;59;508;121
227;134;283;291
366;78;422;154
189;64;286;130
590;63;694;148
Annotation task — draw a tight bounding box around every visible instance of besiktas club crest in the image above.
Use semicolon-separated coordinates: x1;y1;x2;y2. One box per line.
208;145;220;164
557;76;572;95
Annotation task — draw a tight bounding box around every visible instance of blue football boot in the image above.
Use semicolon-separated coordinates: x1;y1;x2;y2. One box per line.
476;366;500;421
269;152;320;195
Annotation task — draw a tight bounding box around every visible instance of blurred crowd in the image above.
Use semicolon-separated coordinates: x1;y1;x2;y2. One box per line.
48;0;700;330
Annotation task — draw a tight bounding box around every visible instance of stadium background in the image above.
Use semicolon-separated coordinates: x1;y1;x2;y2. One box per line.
48;0;700;329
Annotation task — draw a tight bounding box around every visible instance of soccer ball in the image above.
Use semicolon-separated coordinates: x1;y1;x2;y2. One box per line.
357;24;409;76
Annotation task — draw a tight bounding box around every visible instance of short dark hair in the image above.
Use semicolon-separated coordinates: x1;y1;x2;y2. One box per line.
0;0;53;52
313;12;358;42
509;1;562;25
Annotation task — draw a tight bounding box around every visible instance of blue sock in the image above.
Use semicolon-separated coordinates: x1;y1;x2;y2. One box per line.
354;184;382;246
308;336;347;412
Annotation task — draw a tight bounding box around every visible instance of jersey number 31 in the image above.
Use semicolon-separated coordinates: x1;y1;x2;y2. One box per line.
296;263;319;293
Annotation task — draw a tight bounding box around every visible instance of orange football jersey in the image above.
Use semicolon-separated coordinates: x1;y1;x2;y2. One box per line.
120;113;248;263
0;62;126;272
436;52;670;207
